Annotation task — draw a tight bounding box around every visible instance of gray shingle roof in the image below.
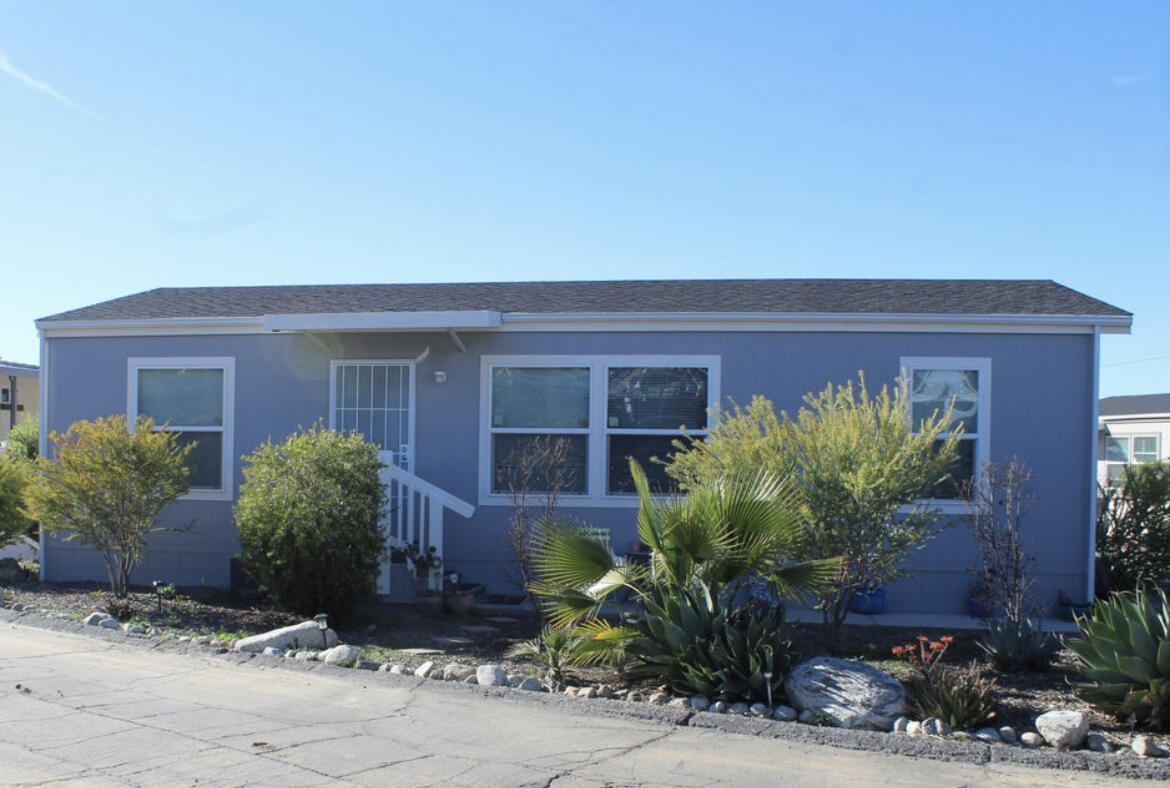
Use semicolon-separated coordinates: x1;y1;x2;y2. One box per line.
39;279;1129;323
1099;394;1170;417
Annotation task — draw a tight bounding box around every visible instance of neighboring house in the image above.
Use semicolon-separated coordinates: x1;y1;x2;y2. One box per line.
0;360;39;446
0;534;39;564
34;279;1130;614
1097;393;1170;486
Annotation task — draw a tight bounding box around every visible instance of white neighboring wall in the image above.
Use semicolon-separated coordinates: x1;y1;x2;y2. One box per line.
1098;412;1170;487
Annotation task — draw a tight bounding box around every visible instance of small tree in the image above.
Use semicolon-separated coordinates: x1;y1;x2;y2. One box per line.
1096;461;1170;591
25;415;191;597
5;416;39;461
235;424;388;619
783;374;960;641
964;458;1040;623
0;454;35;545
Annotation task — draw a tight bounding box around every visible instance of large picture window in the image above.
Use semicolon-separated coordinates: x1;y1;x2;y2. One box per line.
481;356;719;503
902;356;990;500
128;357;235;500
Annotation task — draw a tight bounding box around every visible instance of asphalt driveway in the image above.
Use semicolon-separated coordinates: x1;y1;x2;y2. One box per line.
0;622;1161;787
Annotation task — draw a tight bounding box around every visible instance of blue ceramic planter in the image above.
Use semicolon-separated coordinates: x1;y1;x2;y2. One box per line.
850;588;885;614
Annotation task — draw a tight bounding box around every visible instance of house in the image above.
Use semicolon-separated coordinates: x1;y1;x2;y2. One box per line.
0;360;39;446
1097;393;1170;486
34;278;1130;614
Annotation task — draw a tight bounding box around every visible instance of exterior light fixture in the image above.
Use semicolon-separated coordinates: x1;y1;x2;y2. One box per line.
433;370;447;384
151;580;165;613
764;671;774;710
314;613;329;649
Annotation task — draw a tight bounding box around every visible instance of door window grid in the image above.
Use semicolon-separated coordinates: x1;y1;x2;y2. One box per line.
333;363;411;468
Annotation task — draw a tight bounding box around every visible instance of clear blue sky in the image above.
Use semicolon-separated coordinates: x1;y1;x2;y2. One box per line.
1;3;1166;396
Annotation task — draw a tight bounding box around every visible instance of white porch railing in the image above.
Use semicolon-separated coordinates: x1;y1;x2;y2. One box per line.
377;462;475;595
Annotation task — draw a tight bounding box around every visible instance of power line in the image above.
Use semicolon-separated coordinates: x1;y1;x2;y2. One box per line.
1102;354;1170;368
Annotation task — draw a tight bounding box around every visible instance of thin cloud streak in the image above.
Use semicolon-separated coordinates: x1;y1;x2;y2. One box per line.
0;49;98;117
1113;72;1151;87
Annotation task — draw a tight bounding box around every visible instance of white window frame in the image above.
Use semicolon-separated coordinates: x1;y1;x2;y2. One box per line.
1131;434;1160;463
328;360;417;470
1104;433;1160;484
127;356;236;502
901;356;991;513
479;354;721;507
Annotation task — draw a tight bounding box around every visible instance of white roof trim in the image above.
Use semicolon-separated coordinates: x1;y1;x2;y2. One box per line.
37;309;1132;338
263;310;502;332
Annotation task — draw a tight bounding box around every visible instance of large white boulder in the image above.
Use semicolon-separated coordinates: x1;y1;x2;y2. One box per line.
234;621;338;653
783;657;905;731
477;664;508;687
1035;710;1089;750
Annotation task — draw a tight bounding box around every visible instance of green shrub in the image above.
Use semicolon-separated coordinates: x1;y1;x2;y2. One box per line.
0;454;35;546
976;618;1060;672
235;424;387;619
1097;462;1170;591
5;416;39;461
505;626;583;689
25;416;190;597
1066;585;1170;730
907;665;998;729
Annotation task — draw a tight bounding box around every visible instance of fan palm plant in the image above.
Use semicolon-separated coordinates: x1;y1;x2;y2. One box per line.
530;459;838;700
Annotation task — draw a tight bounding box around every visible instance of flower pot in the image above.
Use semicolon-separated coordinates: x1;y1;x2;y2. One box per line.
850;588;885;614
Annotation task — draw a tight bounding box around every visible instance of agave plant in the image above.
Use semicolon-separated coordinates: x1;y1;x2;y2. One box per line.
976;618;1060;672
530;459;838;700
1066;585;1170;730
504;626;584;690
907;663;998;730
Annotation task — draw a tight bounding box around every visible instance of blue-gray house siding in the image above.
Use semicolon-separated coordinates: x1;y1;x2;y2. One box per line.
40;326;1098;614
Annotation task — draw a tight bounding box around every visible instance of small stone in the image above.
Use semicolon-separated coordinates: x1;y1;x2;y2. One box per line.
627;691;643;702
712;701;729;714
647;691;668;705
10;603;23;612
730;702;750;715
892;716;910;734
997;726;1017;745
178;636;190;643
507;674;524;688
320;645;361;666
463;675;478;684
84;612;107;626
413;660;436;678
666;697;687;708
442;663;476;682
563;686;578;696
294;650;317;661
123;624;146;635
262;647;282;657
1086;733;1115;753
922;717;952;736
21;606;35;613
951;731;977;742
517;677;543;692
1035;710;1089;750
749;703;769;717
476;665;508;687
1020;732;1045;748
690;695;711;711
1132;734;1168;758
377;663;392;672
98;618;118;630
580;686;598;699
773;705;797;722
596;684;614;698
193;635;212;645
905;720;923;737
974;727;1001;744
388;664;407;675
427;668;443;680
798;709;819;725
284;649;295;658
613;688;629;698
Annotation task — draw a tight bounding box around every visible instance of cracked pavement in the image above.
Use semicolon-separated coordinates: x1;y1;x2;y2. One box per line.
0;625;1162;787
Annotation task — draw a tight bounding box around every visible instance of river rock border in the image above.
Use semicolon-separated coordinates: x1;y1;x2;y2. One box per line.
3;605;1169;782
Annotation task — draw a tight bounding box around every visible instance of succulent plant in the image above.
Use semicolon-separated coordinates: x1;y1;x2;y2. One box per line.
976;618;1060;672
1066;585;1170;730
906;662;998;730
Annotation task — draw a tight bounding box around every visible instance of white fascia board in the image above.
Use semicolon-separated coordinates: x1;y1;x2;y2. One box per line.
497;311;1133;334
263;310;502;332
36;316;266;338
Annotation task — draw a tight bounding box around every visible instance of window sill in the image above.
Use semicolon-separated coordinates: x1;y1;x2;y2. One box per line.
180;488;234;502
479;492;651;509
898;499;974;516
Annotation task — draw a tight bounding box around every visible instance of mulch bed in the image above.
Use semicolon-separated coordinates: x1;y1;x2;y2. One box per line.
2;579;1128;737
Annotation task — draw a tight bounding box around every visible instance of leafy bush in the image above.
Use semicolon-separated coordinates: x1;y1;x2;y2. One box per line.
235;425;387;619
976;618;1060;672
1067;585;1170;730
25;416;190;597
0;454;35;545
1097;462;1170;591
893;634;997;729
5;416;39;461
670;375;959;642
531;461;836;700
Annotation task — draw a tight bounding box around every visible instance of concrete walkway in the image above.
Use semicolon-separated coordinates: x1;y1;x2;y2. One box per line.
0;624;1153;787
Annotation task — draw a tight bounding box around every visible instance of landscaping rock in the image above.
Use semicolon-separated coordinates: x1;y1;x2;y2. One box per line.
463;675;478;685
596;684;614;699
646;692;668;705
427;668;443;680
667;697;688;708
690;695;711;711
627;691;643;703
1035;710;1089;750
712;701;728;714
563;687;578;696
997;726;1018;745
783;657;906;731
905;721;922;737
388;664;407;675
293;650;317;661
192;635;212;646
974;728;1001;744
773;705;797;722
580;687;598;699
84;612;107;626
1020;732;1045;748
892;716;910;734
476;665;508;688
320;645;361;666
1086;733;1116;753
730;702;750;715
1133;735;1168;758
517;677;543;692
234;621;338;653
442;663;476;682
507;674;524;688
922;717;951;736
9;603;22;612
951;731;977;742
98;618;118;630
749;703;769;717
413;660;436;678
123;623;146;635
259;646;281;656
